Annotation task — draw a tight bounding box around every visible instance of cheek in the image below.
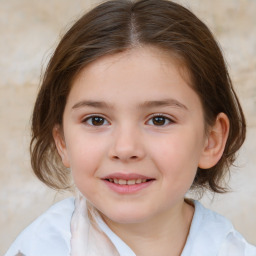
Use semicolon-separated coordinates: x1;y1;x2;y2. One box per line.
149;131;202;180
66;134;106;179
68;139;105;199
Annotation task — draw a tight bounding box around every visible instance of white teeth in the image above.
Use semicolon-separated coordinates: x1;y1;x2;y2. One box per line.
108;178;149;185
119;179;126;185
127;180;136;185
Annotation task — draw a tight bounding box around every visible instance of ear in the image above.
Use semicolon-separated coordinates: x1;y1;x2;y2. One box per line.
199;113;230;169
52;125;70;168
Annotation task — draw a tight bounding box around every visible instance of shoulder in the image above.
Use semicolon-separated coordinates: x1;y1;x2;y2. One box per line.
4;197;75;256
218;231;256;256
182;200;256;256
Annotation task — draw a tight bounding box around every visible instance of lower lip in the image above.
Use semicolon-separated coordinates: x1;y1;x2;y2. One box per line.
103;180;154;194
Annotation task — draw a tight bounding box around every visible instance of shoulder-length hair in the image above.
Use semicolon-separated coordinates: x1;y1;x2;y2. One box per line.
30;0;246;193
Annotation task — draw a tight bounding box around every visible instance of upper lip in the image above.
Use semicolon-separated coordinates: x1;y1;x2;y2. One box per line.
102;172;155;180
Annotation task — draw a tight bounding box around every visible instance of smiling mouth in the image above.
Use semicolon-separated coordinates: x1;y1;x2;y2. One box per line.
103;174;155;193
105;178;154;185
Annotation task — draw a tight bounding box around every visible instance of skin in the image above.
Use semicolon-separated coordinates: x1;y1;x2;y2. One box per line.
53;46;229;256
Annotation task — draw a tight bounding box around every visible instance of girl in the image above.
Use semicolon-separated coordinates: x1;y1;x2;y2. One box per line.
5;0;256;255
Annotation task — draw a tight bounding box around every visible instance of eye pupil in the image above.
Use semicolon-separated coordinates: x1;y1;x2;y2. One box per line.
153;116;165;125
92;117;104;126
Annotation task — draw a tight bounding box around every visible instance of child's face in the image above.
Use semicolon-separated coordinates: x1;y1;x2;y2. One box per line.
56;47;209;224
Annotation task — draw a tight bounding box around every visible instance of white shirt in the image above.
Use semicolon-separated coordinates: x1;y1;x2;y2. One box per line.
4;197;256;256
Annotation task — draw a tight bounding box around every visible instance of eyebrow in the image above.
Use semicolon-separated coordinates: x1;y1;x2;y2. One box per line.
72;100;113;109
139;99;188;110
72;99;188;111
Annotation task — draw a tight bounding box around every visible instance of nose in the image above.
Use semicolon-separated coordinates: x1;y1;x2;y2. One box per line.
109;125;145;162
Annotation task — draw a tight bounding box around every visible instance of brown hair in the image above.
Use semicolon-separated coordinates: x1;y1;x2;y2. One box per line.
30;0;246;192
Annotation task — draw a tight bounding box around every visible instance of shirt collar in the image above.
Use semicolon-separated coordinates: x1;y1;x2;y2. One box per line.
95;214;136;256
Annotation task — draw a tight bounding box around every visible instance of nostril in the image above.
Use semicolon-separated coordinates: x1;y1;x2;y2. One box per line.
111;155;139;161
109;141;145;161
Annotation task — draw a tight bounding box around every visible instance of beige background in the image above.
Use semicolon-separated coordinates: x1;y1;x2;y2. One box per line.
0;0;255;254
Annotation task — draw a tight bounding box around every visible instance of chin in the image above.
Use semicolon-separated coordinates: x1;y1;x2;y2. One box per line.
102;208;151;224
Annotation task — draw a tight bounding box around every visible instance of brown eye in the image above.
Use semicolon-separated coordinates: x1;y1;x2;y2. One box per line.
147;115;173;126
152;116;166;126
92;117;104;126
84;116;108;126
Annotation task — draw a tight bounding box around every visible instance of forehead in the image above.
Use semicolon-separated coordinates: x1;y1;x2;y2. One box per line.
64;45;204;124
73;46;192;89
67;46;197;105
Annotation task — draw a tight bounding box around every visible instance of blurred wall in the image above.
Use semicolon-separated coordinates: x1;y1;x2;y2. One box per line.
0;0;255;254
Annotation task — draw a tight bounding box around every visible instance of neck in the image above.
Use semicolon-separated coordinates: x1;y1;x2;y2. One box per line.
102;199;194;256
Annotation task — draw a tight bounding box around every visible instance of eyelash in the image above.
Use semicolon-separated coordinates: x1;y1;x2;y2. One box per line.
82;114;174;127
146;114;174;126
82;115;110;126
